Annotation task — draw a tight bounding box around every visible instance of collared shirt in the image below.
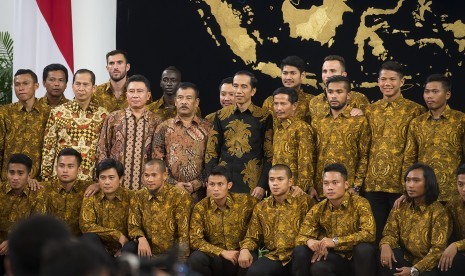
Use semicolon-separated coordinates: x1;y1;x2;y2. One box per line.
296;193;375;259
44;179;91;236
380;200;450;273
97;108;161;190
364;96;425;193
152;115;211;202
311;107;371;195
205;104;273;193
41;99;109;181
239;192;314;265
262;89;314;123
147;96;202;122
93;81;128;112
309;90;370;121
0;182;47;241
446;197;465;251
190;193;258;256
80;188;132;254
128;184;192;256
36;95;69;109
403;106;465;201
0;99;50;180
273;117;314;192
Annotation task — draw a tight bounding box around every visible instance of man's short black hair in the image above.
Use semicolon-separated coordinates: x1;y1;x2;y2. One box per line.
272;87;298;104
379;61;404;78
326;75;351;92
177;82;199;98
106;49;129;64
42;63;68;83
280;56;306;73
15;69;38;83
323;163;348;181
323;55;346;72
127;74;151;91
425;73;451;92
163;66;182;79
8;153;33;173
73;69;96;85
57;148;82;167
234;70;258;89
457;164;465;176
95;158;124;178
208;165;232;183
270;164;292;179
218;77;234;91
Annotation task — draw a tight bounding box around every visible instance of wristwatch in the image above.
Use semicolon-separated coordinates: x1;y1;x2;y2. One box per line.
332;236;339;246
410;267;419;276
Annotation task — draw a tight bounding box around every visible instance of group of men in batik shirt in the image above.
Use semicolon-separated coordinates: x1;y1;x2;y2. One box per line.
0;49;464;276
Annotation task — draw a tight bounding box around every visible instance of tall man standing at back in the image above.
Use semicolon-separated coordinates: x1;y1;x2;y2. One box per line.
94;50;130;112
38;63;69;108
205;70;273;199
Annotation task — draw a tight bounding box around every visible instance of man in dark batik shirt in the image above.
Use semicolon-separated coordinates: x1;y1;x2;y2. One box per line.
205;70;273;200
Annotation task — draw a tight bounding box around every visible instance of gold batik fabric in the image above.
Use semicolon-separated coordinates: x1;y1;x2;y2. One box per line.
190;193;258;256
0;100;50;180
446;197;465;251
380;201;450;273
403;106;465;201
80;188;132;254
205;104;273;193
239;193;314;265
36;95;69;108
364;96;425;193
262;89;314;123
128;184;192;256
311;107;370;195
93;81;128;112
204;112;215;124
41;100;109;181
152;115;211;202
97;108;161;190
44;179;91;236
147;96;202;122
309;91;370;121
272;117;314;192
296;193;375;259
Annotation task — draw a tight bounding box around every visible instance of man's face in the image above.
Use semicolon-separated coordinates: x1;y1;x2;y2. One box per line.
423;81;450;112
326;81;349;111
322;171;348;201
56;155;79;184
207;174;232;202
273;93;297;120
321;60;346;84
405;168;427;201
98;168;121;196
14;73;38;102
281;65;304;89
106;54;130;82
457;174;465;202
160;70;181;96
175;88;199;116
219;83;235;108
233;74;256;105
378;69;404;99
268;168;292;197
72;72;95;103
43;70;67;97
143;163;167;194
126;81;151;109
7;163;30;192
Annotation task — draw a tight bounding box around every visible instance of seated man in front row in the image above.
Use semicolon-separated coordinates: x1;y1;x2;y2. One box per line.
292;163;376;276
188;165;258;275
238;164;314;275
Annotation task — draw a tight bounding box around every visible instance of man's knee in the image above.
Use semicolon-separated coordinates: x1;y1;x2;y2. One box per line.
188;250;211;266
292;245;312;261
353;243;375;259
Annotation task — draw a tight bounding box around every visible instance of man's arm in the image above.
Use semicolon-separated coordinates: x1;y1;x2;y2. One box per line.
40;110;59;180
189;204;225;256
95;113;113;164
354;118;371;190
204;113;223;175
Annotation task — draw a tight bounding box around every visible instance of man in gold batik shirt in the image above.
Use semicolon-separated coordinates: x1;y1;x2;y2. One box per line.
44;148;93;236
311;75;370;197
403;74;465;203
123;159;192;258
37;63;69;108
0;69;50;180
80;159;132;256
438;164;465;275
271;87;316;198
204;77;235;123
364;61;425;244
41;69;109;181
309;55;370;121
93;50;130;112
262;56;314;123
188;165;258;276
293;163;376;276
379;164;450;276
238;165;314;276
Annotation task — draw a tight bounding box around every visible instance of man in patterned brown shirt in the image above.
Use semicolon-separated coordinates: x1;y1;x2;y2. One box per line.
262;55;314;123
292;163;376;276
188;165;258;276
439;164;465;275
204;77;235;123
80;158;132;256
152;82;211;202
37;63;69;108
379;164;450;276
93;50;130;112
123;159;192;259
97;74;161;190
238;164;314;275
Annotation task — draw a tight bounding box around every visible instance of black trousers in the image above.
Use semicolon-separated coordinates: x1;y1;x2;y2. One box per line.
439;252;465;276
365;191;402;244
377;248;440;276
188;250;252;276
292;243;376;276
246;256;291;276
